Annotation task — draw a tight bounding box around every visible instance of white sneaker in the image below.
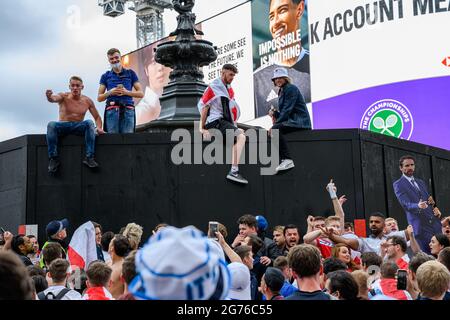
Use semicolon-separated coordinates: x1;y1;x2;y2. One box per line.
276;159;295;172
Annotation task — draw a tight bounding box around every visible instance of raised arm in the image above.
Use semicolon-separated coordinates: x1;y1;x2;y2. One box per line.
46;90;64;103
216;231;242;263
405;225;420;254
306;215;314;234
323;227;360;251
326;179;345;233
303;230;322;245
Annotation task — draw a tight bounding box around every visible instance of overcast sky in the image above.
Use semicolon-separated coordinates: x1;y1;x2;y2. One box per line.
0;0;246;142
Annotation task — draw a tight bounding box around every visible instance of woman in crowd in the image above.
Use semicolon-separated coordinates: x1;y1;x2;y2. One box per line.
331;243;361;272
429;234;450;257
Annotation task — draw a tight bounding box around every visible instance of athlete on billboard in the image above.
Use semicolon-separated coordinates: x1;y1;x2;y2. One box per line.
253;0;310;118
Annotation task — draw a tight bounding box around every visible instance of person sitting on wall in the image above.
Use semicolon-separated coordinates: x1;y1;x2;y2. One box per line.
46;76;104;173
198;64;248;185
269;67;311;173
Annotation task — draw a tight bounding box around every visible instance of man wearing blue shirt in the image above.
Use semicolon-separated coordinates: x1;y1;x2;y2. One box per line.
98;48;144;133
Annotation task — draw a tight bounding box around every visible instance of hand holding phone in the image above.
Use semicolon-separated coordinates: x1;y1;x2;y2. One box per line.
208;221;219;240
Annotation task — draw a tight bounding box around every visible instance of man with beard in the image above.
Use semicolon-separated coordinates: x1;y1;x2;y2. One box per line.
11;235;35;266
262;225;286;263
383;236;409;270
198;64;247;184
323;212;410;256
282;224;301;255
393;155;442;254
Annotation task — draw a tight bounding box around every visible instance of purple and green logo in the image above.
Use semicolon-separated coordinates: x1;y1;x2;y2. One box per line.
360;99;414;140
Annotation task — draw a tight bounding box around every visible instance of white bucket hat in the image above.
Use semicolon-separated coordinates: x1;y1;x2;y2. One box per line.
129;226;231;300
271;67;291;81
226;262;251;300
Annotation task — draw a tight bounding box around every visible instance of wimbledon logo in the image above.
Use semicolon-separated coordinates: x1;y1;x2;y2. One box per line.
360;99;414;140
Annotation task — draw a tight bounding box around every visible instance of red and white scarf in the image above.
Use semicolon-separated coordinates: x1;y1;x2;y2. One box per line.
198;78;240;123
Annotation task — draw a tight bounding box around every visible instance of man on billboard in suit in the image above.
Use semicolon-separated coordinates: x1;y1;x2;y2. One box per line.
393;155;442;254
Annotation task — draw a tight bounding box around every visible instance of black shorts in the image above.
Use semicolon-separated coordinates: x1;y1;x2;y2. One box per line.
205;119;240;144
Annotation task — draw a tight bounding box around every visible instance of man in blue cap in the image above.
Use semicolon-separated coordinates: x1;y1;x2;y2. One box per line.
39;219;69;268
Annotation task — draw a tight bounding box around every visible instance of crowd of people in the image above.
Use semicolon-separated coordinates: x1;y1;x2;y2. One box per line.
1;180;449;301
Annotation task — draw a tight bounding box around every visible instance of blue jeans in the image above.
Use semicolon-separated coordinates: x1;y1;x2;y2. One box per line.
46;120;96;159
105;107;135;133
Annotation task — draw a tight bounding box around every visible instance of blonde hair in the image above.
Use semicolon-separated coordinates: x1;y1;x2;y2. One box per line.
351;270;369;292
385;218;397;224
416;261;450;298
122;223;143;250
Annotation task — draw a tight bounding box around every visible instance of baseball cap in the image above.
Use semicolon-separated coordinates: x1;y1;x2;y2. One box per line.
46;219;69;237
129;226;231;300
271;67;291;81
226;262;251;300
264;267;285;292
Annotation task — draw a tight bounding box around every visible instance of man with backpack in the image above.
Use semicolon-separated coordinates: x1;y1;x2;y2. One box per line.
37;259;81;300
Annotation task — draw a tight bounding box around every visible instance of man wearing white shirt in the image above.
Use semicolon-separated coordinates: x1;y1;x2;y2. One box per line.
38;259;81;300
325;212;410;256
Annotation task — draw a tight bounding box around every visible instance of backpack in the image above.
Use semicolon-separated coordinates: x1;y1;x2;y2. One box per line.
38;288;71;300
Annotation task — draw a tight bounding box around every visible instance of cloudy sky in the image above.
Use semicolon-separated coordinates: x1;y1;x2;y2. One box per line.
0;0;246;142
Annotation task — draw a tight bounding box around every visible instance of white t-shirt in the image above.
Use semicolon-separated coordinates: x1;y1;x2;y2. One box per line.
37;285;82;300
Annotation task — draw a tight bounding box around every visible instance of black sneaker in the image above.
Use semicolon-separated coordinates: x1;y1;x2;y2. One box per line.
83;157;99;168
48;158;60;173
226;171;248;184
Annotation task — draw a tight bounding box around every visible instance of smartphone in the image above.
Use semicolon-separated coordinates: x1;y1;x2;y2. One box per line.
0;227;5;244
397;269;407;290
208;221;219;240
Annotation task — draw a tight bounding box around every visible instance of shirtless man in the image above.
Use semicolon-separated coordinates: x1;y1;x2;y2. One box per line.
45;76;104;173
107;234;130;299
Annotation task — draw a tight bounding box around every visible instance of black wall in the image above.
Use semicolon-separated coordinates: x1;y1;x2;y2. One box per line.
0;129;449;244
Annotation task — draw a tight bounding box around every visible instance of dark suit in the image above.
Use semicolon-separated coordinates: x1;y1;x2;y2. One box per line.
393;175;441;254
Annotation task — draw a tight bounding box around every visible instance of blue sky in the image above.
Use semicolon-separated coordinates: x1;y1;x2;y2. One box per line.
0;0;245;142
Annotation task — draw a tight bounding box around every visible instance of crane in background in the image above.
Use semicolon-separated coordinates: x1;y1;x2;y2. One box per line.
98;0;172;48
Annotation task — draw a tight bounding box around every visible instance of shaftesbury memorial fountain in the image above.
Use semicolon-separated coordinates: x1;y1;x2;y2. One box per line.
141;0;217;130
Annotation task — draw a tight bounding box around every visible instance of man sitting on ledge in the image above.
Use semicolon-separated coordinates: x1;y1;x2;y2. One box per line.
45;76;104;173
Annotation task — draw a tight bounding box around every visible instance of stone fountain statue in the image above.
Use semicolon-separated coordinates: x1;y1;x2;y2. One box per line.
148;0;218;121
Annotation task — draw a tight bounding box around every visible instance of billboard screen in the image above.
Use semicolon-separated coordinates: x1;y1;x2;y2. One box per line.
125;0;450;150
251;0;311;120
309;0;450;150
